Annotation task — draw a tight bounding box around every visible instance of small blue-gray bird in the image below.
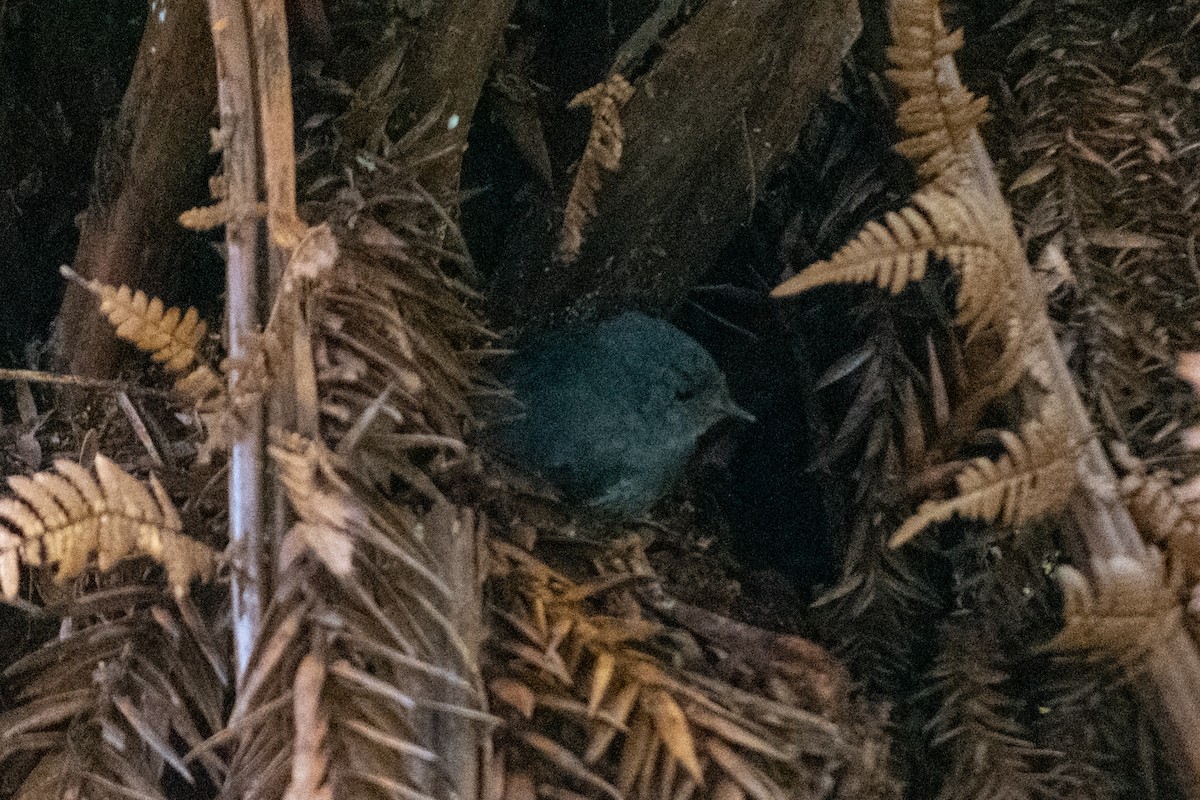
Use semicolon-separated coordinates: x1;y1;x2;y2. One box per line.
492;311;753;515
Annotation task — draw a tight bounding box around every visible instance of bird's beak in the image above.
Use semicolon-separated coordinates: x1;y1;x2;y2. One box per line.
724;400;756;424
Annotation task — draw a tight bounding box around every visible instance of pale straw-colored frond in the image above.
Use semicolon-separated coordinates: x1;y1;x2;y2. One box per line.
1047;550;1183;670
559;74;635;262
891;399;1077;547
772;189;947;297
885;0;988;185
60;266;229;423
950;318;1042;438
178;200;268;231
62;266;208;375
0;455;218;599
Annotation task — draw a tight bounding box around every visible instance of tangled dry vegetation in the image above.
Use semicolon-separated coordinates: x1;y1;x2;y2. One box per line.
0;0;1198;799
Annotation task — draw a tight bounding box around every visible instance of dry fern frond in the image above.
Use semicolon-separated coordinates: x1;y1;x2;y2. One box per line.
1047;551;1183;670
1122;469;1200;582
772;183;1017;340
178;200;268;231
559;74;635;262
179;202;231;232
772;186;950;296
60;265;226;411
61;266;208;375
0;455;218;599
891;399;1077;547
885;0;988;185
999;3;1200;462
924;618;1061;800
223;429;492;800
0;586;227;798
487;539;847;800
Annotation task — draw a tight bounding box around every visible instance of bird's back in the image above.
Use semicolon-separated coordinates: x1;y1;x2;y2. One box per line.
491;312;737;513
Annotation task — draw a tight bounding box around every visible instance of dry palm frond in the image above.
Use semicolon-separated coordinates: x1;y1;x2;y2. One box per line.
885;0;988;186
0;584;227;799
1047;550;1183;670
0;455;218;599
891;399;1077;547
220;157;495;800
998;1;1200;462
559;74;635;262
486;539;849;800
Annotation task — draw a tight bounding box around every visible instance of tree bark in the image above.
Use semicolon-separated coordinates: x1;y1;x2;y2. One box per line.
490;0;861;325
55;0;215;378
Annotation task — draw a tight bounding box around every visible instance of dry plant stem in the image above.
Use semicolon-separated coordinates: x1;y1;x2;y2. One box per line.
208;0;266;689
249;0;305;254
929;49;1200;796
56;0;215;379
418;503;489;800
246;0;313;601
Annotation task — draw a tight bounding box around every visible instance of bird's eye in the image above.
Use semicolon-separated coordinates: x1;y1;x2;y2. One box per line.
675;386;697;402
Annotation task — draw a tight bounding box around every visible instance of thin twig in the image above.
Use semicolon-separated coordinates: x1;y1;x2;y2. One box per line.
0;368;173;398
117;391;165;470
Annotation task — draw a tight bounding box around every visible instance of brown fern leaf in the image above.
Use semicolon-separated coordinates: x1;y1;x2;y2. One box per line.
885;0;988;185
890;399;1077;547
1047;551;1183;669
946;319;1044;445
771;188;945;296
60;265;227;416
772;183;1017;340
0;455;218;599
62;266;207;375
486;539;845;800
558;74;635;262
1122;469;1200;582
0;586;227;798
178;200;268;232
